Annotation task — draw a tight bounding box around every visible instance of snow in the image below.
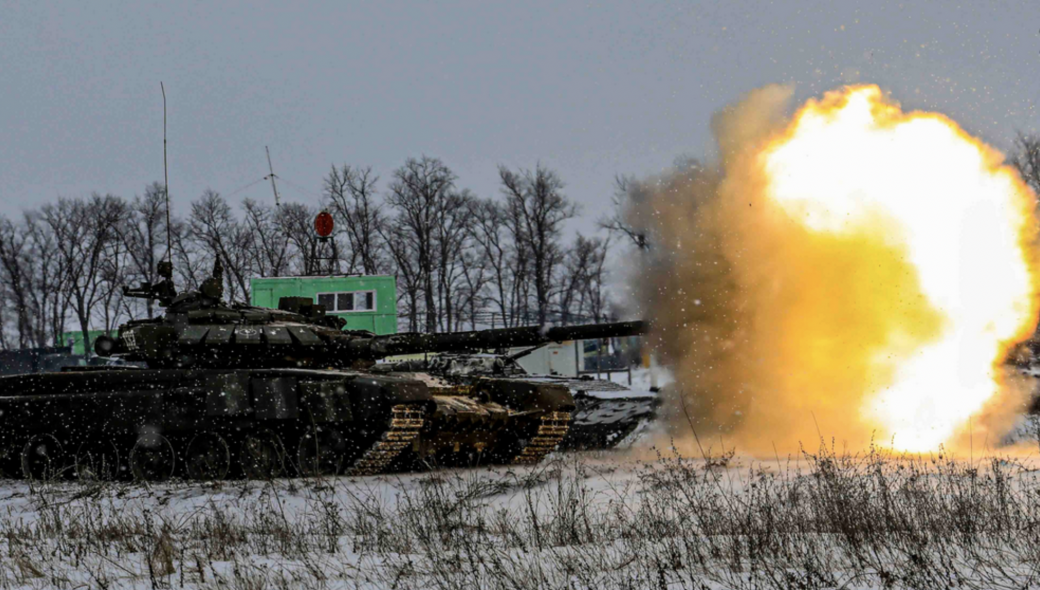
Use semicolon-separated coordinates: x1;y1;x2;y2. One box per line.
3;443;1040;589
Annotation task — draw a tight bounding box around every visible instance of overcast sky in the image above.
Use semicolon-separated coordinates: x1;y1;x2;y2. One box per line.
2;1;1039;235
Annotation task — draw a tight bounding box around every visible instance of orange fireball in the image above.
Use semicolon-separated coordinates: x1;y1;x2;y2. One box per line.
756;86;1040;451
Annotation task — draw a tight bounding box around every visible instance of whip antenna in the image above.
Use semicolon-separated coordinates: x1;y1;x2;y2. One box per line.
161;82;172;265
265;146;282;207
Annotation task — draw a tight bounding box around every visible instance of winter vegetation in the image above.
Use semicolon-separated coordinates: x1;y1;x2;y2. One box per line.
0;157;618;352
4;442;1040;589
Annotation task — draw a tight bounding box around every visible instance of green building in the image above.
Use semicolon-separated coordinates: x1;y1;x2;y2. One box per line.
250;275;398;335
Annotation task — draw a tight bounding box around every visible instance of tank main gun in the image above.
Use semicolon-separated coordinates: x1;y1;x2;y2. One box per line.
344;321;648;360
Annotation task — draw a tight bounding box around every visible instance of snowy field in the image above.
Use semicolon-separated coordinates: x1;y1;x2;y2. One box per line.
3;441;1040;589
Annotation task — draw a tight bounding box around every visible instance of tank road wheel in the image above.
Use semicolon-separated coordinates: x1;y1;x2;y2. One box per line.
240;430;286;479
298;426;347;477
130;434;176;482
21;434;66;480
185;433;231;480
74;441;121;481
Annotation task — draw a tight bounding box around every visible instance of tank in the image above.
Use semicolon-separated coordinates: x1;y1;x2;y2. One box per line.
0;260;648;481
375;352;659;451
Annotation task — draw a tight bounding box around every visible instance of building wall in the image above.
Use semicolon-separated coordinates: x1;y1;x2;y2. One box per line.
250;275;398;335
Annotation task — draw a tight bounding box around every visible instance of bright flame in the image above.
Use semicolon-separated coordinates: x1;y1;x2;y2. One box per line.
758;86;1039;451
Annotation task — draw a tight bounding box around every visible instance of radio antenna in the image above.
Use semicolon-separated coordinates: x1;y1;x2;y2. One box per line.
161;82;173;265
265;146;282;207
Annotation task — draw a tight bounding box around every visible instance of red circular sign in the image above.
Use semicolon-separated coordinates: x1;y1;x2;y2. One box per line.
314;211;335;238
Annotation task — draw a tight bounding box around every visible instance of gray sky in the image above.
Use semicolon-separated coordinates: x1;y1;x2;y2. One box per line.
2;1;1039;235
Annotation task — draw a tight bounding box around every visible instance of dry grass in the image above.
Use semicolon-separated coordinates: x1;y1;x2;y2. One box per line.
2;443;1040;589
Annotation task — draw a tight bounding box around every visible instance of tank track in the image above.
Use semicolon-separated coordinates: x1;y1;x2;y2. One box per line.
345;404;426;476
512;411;571;465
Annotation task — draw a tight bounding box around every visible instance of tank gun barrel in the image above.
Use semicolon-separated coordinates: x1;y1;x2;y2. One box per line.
347;320;648;360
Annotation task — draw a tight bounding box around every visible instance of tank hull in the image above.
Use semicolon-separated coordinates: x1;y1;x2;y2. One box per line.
377;359;659;453
511;376;659;451
0;367;574;480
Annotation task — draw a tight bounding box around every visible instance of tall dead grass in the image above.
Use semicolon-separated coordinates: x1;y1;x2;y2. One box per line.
2;443;1040;589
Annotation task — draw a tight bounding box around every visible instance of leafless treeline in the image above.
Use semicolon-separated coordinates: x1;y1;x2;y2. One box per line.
0;157;615;351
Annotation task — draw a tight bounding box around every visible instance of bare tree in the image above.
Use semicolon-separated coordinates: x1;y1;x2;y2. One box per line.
170;216;207;292
581;235;611;323
97;232;131;333
277;201;333;276
499;164;576;325
433;189;477;331
559;234;589;324
42;195;126;355
324;165;386;275
600;175;649;250
470;200;508;326
241;198;292;278
1011;133;1040;197
0;285;8;351
386;156;457;332
471;199;529;327
115;183;170;318
382;218;423;331
0;156;633;348
558;234;611;324
24;213;70;346
188;190;252;301
456;245;490;330
0;216;37;347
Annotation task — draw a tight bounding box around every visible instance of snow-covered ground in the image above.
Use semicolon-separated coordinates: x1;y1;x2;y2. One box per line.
3;442;1040;589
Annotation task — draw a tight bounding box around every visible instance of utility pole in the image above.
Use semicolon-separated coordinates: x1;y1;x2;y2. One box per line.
265;146;281;207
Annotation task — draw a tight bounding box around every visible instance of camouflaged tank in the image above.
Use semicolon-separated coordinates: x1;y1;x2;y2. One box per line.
0;260;647;481
376;352;658;451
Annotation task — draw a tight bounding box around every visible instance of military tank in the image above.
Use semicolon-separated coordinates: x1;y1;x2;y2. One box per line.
376;351;659;451
0;260;648;481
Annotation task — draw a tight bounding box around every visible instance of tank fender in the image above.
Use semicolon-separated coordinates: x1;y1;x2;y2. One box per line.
299;381;353;423
205;373;252;417
481;380;576;414
250;377;299;420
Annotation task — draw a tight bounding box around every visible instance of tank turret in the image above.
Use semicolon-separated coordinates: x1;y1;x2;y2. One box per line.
99;262;647;371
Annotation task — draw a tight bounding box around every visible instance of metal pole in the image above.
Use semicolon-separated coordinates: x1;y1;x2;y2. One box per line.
596;338;602;381
161;82;172;266
266;146;282;207
574;339;580;377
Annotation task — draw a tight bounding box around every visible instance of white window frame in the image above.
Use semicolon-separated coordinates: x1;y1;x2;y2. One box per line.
315;290;377;313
